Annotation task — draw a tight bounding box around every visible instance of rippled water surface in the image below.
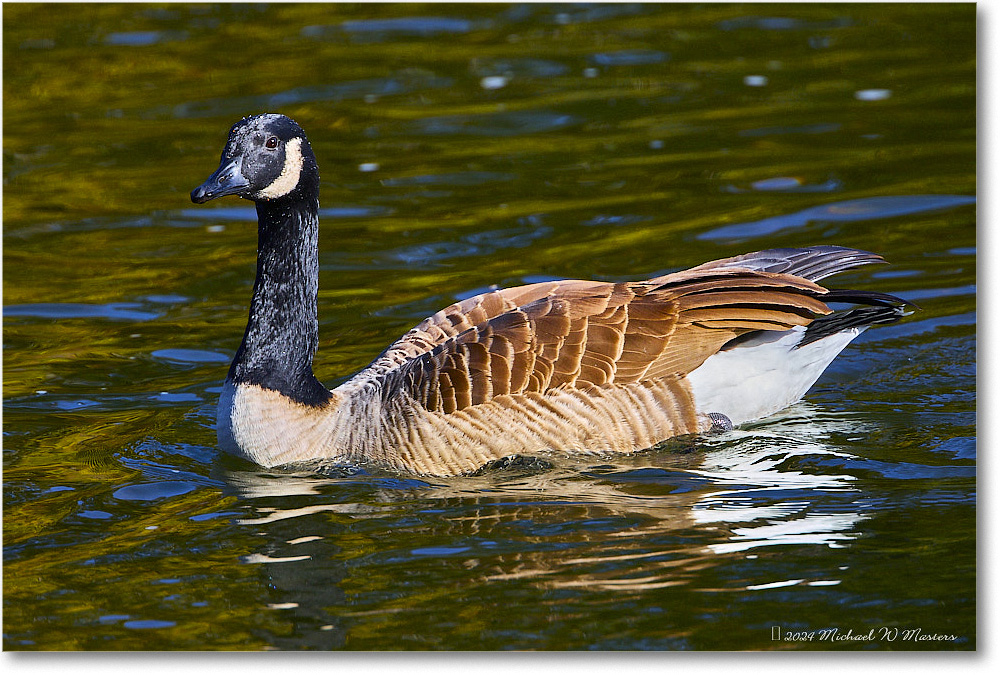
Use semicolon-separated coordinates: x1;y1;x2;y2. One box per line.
3;3;975;650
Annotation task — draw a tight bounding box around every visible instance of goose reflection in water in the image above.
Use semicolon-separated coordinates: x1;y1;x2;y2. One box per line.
219;403;870;601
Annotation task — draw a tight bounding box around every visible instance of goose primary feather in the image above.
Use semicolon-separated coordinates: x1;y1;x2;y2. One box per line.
191;113;910;476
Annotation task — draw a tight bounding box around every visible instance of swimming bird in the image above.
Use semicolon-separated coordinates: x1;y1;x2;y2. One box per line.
191;113;909;476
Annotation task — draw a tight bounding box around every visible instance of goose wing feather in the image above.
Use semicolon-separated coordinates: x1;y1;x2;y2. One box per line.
680;245;886;281
343;261;844;415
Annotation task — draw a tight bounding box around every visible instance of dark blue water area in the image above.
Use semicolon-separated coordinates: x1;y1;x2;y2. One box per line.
174;206;257;222
722;175;843;194
112;480;199;502
3;302;161;322
716;15;853;31
893;285;977;304
787;455;975;483
151;349;230;365
171;205;394;227
590;49;669;66
471;57;570;79
103;30;185;46
933;436;976;460
542;3;648;25
310;16;477;39
77;510;114;520
412;110;580;137
123;619;177;630
870;311;976;342
189;511;243;523
697;195;977;242
583;467;712;494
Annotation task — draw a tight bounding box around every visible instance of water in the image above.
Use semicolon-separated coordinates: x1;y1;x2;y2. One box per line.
2;3;975;651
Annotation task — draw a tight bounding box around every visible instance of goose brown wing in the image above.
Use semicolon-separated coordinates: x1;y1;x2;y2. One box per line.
356;246;884;385
356;269;834;414
348;279;598;384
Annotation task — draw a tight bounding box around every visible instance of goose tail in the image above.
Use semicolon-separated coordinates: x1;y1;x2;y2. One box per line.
686;274;912;427
801;290;913;346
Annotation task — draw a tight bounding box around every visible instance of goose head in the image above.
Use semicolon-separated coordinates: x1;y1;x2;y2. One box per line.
190;113;319;205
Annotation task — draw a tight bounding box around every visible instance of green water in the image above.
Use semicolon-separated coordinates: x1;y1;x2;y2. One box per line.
3;3;975;650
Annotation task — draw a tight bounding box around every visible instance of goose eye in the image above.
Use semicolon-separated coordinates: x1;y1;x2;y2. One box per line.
265;136;279;150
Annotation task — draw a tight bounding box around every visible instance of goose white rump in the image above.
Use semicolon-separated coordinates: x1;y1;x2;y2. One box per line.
688;326;862;425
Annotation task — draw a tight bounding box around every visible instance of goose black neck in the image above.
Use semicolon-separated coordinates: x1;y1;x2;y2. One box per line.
228;192;331;406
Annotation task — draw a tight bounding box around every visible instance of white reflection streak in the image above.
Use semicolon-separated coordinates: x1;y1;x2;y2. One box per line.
237;502;380;525
692;435;857;489
241;553;311;564
709;513;865;554
689;407;871;554
690;499;810;524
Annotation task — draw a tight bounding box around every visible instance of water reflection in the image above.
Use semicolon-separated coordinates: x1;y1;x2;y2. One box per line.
218;402;880;614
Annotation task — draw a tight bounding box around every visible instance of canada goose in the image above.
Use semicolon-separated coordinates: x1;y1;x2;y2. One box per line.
191;113;909;476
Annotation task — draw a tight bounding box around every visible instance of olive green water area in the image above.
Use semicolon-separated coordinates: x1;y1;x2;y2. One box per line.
3;3;975;650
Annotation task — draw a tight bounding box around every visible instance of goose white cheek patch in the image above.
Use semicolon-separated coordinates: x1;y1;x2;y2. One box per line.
257;137;304;199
